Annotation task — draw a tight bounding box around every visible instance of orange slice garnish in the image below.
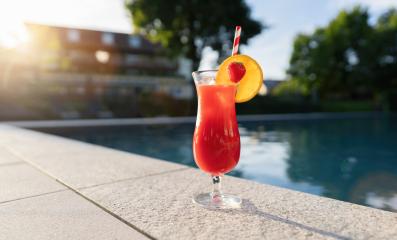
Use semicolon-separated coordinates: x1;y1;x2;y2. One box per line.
216;55;263;103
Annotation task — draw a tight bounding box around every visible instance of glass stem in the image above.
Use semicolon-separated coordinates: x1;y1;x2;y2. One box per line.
211;175;222;199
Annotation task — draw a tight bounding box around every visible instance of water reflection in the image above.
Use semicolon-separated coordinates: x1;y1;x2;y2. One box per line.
240;117;397;212
236;126;324;195
38;116;397;212
350;172;397;212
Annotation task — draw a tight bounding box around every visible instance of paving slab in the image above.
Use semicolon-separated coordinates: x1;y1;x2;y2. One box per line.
81;168;397;240
0;190;149;240
0;126;187;188
0;146;22;165
0;163;66;203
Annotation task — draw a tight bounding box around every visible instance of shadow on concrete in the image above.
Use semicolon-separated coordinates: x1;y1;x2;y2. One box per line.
241;199;351;240
208;199;351;240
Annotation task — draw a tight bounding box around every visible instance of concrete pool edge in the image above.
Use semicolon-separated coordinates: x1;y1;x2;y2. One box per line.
0;124;396;240
1;111;390;129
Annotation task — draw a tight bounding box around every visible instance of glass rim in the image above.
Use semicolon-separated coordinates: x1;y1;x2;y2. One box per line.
192;69;218;75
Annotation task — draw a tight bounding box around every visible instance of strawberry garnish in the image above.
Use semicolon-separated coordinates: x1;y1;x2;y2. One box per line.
227;62;246;83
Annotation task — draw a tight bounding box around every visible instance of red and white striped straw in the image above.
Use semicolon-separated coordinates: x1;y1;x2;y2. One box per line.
232;26;242;56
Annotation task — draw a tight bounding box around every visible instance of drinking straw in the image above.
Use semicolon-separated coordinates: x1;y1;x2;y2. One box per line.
232;26;241;56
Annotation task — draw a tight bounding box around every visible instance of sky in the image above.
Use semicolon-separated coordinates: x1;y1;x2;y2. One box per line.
1;0;397;79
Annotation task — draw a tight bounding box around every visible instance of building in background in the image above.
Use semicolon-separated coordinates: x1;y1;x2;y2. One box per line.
25;23;178;75
0;23;193;119
264;79;282;94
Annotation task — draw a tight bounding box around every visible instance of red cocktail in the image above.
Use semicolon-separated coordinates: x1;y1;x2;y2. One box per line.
191;26;263;209
192;70;241;209
193;84;240;175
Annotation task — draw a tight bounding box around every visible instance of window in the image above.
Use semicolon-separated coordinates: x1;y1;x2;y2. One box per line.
67;29;80;42
102;32;114;45
128;36;141;48
95;50;110;63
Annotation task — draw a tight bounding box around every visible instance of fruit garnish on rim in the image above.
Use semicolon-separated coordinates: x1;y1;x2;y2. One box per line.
227;62;246;83
216;54;264;103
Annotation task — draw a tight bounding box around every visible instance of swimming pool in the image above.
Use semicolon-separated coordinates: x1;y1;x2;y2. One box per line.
36;114;397;212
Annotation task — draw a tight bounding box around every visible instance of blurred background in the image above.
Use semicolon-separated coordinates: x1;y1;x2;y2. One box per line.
1;0;396;120
1;0;397;212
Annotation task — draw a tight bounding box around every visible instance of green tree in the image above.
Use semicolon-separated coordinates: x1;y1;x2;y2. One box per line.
372;9;397;99
125;0;263;70
288;6;397;103
288;6;374;99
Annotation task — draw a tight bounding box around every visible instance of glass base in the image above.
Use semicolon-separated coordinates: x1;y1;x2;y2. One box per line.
193;193;242;209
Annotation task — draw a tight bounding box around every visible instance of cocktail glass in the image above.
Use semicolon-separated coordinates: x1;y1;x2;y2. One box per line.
192;70;241;209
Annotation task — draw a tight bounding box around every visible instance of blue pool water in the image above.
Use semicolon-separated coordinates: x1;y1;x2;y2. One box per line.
37;114;397;212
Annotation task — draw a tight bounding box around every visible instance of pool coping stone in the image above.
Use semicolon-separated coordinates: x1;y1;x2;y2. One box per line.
0;123;396;240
